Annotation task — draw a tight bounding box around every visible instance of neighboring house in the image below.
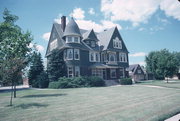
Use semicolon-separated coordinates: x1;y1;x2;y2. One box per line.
46;16;129;80
128;64;145;81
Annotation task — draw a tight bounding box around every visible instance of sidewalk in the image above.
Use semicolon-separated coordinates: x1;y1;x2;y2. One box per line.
0;85;29;92
165;113;180;121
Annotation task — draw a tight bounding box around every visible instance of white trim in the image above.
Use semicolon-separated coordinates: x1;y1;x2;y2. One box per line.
119;53;127;62
68;66;73;78
89;51;100;62
75;66;80;77
113;37;122;49
67;49;73;60
66;36;80;43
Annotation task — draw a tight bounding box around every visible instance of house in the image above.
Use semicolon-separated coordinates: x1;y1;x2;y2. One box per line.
46;16;129;80
128;64;145;81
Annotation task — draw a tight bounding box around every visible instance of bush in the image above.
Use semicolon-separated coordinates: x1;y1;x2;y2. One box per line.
48;76;105;89
48;81;61;89
120;78;133;85
88;76;105;87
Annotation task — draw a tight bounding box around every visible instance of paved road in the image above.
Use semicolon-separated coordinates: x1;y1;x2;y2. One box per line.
165;113;180;121
0;85;29;92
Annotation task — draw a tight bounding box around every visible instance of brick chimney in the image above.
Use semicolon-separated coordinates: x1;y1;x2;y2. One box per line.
61;16;66;32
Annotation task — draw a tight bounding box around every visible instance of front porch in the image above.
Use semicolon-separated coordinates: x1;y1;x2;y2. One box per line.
90;63;127;80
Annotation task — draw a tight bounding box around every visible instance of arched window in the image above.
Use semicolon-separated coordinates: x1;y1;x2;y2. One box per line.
109;53;116;62
113;37;122;49
74;49;80;60
67;49;73;60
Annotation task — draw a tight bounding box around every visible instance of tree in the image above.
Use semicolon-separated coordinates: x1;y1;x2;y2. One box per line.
145;49;179;82
37;71;49;88
28;51;44;87
47;49;67;82
0;8;33;106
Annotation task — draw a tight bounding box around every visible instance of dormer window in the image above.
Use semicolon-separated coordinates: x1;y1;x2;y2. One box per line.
91;41;95;47
66;36;80;43
113;37;122;49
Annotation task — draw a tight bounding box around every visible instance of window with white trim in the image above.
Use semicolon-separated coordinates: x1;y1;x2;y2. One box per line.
113;37;122;49
92;68;103;78
74;49;80;60
119;68;124;78
137;70;141;74
50;39;58;51
119;53;127;62
110;69;116;78
67;49;73;60
109;53;116;62
91;41;95;47
66;36;80;43
89;52;100;62
75;66;80;77
68;66;73;77
64;50;67;60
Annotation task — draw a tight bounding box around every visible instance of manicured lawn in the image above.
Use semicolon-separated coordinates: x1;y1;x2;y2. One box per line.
0;85;180;121
137;80;180;89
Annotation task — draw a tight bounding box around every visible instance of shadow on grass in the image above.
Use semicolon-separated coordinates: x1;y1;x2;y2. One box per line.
15;103;48;109
21;93;67;98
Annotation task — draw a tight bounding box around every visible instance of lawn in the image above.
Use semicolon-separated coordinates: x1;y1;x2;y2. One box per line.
0;85;180;121
137;80;180;89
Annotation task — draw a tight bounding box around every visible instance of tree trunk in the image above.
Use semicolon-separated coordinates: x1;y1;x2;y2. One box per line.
167;77;168;83
14;82;16;98
10;81;13;106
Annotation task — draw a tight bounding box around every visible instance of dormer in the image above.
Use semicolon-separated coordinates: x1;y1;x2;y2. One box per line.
82;29;99;48
63;17;82;43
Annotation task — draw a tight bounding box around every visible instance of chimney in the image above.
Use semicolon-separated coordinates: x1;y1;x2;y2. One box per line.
61;16;66;32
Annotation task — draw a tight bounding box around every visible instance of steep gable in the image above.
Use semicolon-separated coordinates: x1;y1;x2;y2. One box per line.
83;29;98;41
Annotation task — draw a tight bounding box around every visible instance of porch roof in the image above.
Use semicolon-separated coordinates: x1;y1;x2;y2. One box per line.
90;63;119;69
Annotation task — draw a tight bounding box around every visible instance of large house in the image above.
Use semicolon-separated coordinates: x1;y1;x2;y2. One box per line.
46;16;129;80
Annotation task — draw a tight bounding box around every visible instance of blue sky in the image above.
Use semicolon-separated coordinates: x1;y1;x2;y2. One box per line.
0;0;180;66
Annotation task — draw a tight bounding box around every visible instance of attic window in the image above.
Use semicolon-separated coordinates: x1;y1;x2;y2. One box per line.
91;41;95;47
66;36;80;43
113;37;122;49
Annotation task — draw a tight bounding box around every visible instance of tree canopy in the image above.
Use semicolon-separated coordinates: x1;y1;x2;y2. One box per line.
145;49;179;80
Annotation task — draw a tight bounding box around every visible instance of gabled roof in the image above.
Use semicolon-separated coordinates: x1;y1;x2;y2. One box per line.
82;29;99;41
128;64;144;75
63;17;81;37
97;27;116;50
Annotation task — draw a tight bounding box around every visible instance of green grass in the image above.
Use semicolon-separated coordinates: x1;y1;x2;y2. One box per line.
137;80;180;89
0;85;180;121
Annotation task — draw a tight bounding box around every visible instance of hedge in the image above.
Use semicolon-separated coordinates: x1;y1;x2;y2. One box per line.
119;78;133;85
48;76;105;89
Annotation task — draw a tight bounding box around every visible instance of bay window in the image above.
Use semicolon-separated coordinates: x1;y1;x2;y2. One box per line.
74;49;80;60
67;49;73;60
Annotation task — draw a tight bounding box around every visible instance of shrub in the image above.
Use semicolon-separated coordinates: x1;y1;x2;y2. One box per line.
120;78;133;85
88;76;105;87
48;81;61;89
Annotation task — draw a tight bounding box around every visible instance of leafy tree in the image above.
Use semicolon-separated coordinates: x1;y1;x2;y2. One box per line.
0;8;33;105
145;49;178;82
28;51;44;87
47;49;67;82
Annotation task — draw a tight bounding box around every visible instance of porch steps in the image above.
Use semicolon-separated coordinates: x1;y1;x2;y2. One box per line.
104;80;119;86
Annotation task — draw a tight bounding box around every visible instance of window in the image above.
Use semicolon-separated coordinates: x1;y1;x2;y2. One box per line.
68;66;73;77
64;50;67;60
74;49;80;60
66;36;80;43
67;37;73;43
113;37;122;49
119;68;124;78
89;52;100;62
110;69;116;78
67;49;73;60
50;39;58;51
91;41;95;47
92;68;103;78
74;37;79;43
86;41;90;44
109;53;116;62
137;70;141;74
75;66;80;77
119;53;127;62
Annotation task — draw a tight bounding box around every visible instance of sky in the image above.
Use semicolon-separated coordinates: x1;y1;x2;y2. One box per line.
0;0;180;66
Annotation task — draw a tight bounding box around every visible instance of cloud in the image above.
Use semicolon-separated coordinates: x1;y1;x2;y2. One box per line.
160;0;180;21
76;19;121;32
101;0;160;25
88;8;95;15
28;43;45;52
70;8;85;20
42;32;50;41
129;52;146;57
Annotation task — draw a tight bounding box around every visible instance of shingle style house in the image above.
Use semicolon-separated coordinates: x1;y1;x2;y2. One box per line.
46;16;129;80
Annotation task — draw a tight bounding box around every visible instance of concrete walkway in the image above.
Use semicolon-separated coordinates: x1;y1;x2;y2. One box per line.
0;85;29;92
165;113;180;121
